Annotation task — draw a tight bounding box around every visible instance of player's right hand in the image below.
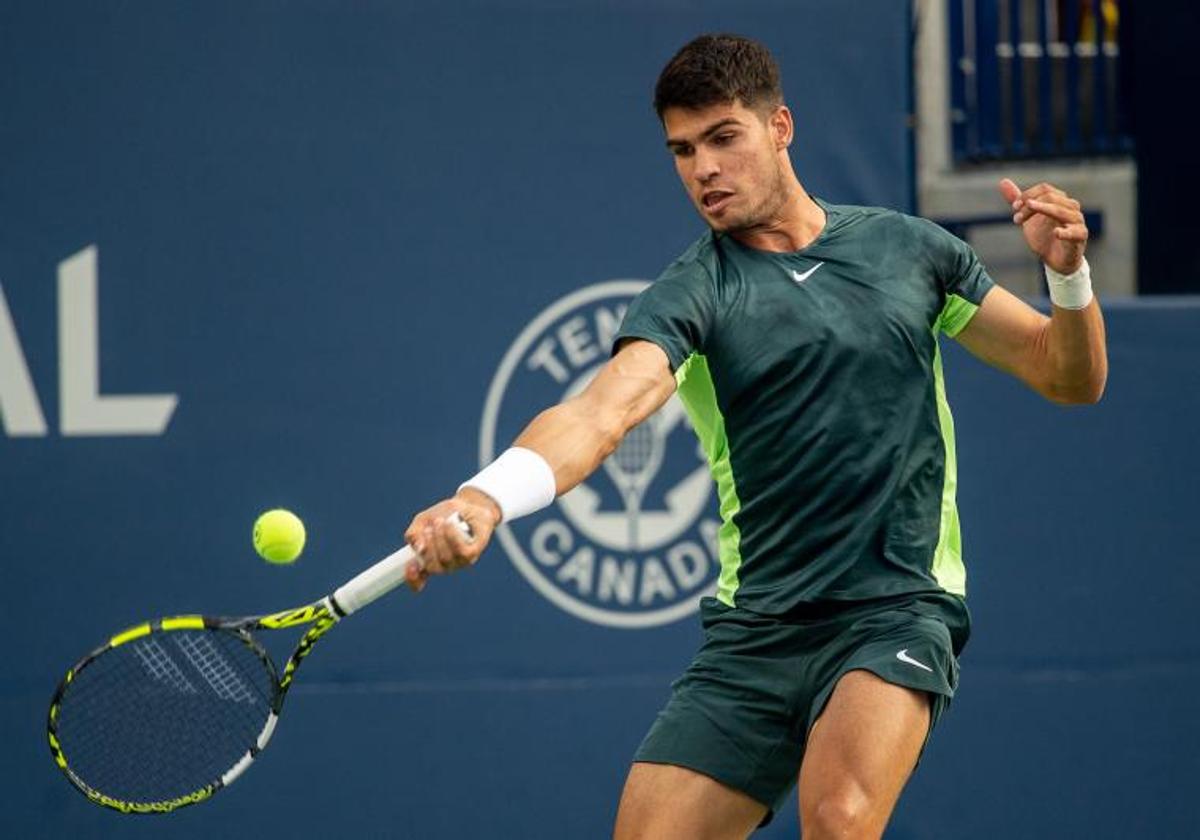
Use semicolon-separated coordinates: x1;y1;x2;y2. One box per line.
403;487;501;592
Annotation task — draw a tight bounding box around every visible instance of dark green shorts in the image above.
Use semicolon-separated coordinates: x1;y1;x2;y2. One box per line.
634;592;970;822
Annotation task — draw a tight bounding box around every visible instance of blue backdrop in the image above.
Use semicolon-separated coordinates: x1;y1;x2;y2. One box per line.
3;2;1196;838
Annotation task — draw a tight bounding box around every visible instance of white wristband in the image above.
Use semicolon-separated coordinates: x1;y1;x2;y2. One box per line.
459;447;556;523
1044;257;1093;310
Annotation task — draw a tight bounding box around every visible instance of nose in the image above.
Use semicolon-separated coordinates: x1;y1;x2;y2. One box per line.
692;146;720;184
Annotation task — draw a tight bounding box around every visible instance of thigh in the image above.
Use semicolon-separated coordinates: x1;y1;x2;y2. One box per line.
631;600;810;818
798;670;931;839
613;761;767;840
796;600;962;838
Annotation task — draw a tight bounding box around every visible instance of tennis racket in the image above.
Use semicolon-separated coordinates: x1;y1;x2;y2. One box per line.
46;514;471;814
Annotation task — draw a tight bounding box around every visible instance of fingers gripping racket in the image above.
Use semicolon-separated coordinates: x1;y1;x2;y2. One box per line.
46;515;471;814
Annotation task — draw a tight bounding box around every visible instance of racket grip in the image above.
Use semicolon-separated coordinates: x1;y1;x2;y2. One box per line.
331;513;470;616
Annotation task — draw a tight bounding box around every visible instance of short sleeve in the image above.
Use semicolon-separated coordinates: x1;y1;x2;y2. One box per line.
918;219;996;337
611;261;716;370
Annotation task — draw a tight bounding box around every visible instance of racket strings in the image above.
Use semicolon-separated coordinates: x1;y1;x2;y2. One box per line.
176;633;259;704
53;628;277;804
132;637;198;696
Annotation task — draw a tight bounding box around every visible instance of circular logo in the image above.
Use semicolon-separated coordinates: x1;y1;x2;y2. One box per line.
479;281;721;628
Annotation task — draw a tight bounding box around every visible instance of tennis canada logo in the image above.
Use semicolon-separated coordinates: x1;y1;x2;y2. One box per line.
480;281;721;628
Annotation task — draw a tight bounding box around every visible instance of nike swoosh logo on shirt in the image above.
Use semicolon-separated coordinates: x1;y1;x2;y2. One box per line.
790;262;824;284
896;649;934;672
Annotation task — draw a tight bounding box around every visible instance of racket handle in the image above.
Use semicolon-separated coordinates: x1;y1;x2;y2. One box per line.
331;513;470;616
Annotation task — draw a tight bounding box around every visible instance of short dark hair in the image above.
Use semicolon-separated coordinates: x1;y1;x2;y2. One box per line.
653;34;783;120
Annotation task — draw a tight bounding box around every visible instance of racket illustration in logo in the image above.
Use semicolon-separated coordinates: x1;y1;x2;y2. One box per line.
602;407;668;551
480;281;721;628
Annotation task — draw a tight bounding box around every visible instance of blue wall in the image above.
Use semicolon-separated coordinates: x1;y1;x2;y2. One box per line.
3;2;1197;838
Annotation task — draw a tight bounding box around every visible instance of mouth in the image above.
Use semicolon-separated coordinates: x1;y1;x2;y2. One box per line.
701;190;734;213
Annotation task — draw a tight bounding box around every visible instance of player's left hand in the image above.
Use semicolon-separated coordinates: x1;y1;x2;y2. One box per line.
999;179;1088;275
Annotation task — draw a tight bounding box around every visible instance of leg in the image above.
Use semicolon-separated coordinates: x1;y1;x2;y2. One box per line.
798;670;931;840
613;762;768;840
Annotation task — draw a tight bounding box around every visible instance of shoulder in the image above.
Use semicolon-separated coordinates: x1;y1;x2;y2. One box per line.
819;199;900;228
658;230;720;285
821;200;949;241
615;232;719;366
816;198;955;235
860;208;969;259
894;212;963;247
635;231;721;306
826;201;969;266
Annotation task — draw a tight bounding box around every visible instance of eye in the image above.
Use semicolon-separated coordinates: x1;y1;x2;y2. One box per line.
670;145;693;158
712;132;736;146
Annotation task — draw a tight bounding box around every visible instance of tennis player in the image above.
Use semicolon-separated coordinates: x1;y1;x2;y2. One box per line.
404;34;1107;839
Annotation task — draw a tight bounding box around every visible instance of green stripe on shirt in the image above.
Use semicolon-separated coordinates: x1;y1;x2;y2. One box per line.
675;353;744;606
939;293;981;337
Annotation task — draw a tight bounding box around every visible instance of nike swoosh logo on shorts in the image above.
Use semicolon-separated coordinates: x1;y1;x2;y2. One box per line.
896;648;933;672
790;262;823;284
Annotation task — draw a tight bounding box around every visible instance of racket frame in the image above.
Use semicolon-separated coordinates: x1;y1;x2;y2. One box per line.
47;601;338;813
47;514;467;813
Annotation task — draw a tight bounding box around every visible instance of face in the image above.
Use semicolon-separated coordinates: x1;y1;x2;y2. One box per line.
662;100;792;233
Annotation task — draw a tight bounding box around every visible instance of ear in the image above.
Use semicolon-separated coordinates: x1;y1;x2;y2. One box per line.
770;105;794;149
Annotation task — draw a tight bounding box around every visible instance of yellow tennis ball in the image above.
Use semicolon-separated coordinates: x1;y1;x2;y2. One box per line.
253;509;306;564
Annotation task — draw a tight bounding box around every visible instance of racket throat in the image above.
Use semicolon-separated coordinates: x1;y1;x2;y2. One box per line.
325;593;349;619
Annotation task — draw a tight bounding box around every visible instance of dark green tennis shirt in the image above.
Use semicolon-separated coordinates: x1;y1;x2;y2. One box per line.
613;200;995;613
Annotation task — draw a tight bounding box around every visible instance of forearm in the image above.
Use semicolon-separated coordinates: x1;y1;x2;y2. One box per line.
1038;298;1107;404
984;178;1107;404
454;398;624;525
457;340;675;524
511;397;622;495
418;400;616;577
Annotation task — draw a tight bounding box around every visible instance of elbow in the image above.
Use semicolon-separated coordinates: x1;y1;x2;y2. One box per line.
1082;373;1107;405
1077;359;1109;404
1052;386;1104;406
1046;371;1107;406
1037;343;1108;406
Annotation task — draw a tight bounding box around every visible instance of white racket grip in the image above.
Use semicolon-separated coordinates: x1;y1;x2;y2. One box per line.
330;513;470;616
331;545;419;616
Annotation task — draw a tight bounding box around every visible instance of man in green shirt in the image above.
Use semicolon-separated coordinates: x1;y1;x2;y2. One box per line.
404;34;1107;839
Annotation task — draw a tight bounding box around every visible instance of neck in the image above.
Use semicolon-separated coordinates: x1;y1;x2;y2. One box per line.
729;178;826;253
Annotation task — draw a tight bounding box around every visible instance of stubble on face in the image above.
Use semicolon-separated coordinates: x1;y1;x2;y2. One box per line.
720;155;789;236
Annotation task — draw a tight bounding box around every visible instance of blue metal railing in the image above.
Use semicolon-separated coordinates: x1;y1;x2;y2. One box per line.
949;0;1133;161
